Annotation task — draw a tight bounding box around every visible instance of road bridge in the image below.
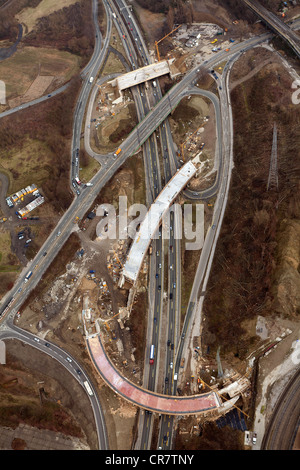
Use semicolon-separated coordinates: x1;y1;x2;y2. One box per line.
108;60;173;91
87;334;222;415
243;0;300;58
120;156;202;285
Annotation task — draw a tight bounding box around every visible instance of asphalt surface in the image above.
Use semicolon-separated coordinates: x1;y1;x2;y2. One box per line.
0;2;299;451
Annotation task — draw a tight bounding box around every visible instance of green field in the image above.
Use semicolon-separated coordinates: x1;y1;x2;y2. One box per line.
0;46;80;100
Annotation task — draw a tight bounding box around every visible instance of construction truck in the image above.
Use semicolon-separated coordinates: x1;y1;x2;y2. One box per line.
180;358;185;368
113;148;122;157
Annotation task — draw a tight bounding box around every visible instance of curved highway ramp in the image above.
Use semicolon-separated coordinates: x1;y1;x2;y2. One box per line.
86;335;222;416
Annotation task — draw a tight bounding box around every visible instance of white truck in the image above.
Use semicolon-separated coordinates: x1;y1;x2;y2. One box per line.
24;271;33;283
89;77;94;83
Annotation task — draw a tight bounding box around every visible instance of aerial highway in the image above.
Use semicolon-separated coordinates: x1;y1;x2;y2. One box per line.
261;370;300;449
0;23;281;420
86;334;221;415
1;1;299;450
0;323;109;449
243;0;300;59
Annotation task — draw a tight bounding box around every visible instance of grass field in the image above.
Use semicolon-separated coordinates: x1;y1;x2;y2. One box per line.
0;46;80;101
0;137;54;195
16;0;79;34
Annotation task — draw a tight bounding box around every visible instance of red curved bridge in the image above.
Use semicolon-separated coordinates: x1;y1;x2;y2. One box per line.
86;335;221;416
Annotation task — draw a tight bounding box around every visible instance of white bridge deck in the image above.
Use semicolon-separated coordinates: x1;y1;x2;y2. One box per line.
109;61;171;91
121;157;200;284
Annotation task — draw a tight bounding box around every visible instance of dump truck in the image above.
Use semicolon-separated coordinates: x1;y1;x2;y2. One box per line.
113;148;122;157
180;357;185;368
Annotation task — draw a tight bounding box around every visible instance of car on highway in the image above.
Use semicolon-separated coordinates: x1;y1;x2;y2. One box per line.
76;369;82;375
66;357;72;363
45;343;50;347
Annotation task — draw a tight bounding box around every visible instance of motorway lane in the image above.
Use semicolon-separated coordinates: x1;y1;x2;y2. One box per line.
71;1;113;192
0;29;275;368
243;0;300;59
2;12;297;447
261;370;300;449
106;2;168;449
80;0;103;77
175;52;237;383
110;0;182;448
183;86;223;201
0;325;108;449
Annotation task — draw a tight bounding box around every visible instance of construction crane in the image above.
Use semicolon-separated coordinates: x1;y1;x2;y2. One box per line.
154;24;182;62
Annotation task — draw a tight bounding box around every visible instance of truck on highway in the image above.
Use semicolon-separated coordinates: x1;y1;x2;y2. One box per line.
85;183;93;187
149;345;155;365
113;148;122;157
152;80;157;87
89;77;94;83
83;381;93;396
24;271;33;283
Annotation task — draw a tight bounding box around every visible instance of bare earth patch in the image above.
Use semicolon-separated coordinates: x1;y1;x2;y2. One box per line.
9;74;54;108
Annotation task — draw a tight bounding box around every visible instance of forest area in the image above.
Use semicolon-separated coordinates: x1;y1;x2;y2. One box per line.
0;77;82;211
135;0;257;33
0;0;94;63
202;59;300;359
0;0;42;41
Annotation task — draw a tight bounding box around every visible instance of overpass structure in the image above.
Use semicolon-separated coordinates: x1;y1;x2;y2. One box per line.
120;156;202;286
243;0;300;59
108;60;173;91
87;335;224;415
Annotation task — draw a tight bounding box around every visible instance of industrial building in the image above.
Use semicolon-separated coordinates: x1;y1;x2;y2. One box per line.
10;184;38;204
17;195;45;218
